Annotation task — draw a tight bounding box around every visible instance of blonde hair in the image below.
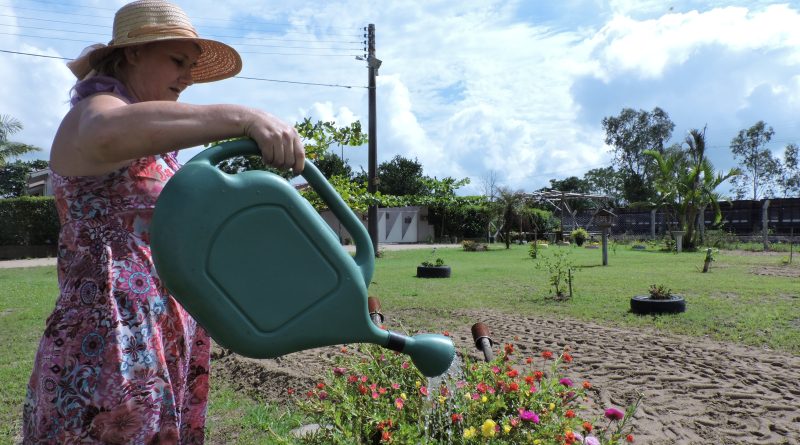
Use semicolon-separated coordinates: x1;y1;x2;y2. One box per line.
93;48;128;79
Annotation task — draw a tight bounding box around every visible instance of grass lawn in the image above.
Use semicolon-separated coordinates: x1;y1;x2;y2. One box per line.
1;244;797;443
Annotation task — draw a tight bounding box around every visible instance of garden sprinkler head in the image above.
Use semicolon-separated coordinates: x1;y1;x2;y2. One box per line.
471;322;495;362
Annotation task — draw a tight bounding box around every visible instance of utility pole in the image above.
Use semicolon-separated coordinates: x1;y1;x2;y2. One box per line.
366;24;381;256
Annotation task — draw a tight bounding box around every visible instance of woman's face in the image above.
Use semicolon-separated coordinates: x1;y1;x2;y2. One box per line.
123;41;201;102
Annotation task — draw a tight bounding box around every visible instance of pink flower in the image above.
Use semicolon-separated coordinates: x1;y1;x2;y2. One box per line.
395;397;404;409
401;362;410;369
491;366;501;374
333;367;346;376
605;407;625;421
419;386;429;396
360;375;368;383
319;391;328;400
456;380;466;389
529;385;537;394
518;409;539;424
372;392;379;400
391;383;400;390
559;378;573;387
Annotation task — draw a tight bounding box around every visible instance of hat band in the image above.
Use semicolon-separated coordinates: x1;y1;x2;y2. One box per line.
126;24;198;40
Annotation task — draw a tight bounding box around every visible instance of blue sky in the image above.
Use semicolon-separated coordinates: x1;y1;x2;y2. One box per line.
2;0;800;196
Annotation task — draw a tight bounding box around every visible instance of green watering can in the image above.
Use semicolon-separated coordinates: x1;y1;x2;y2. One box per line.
150;139;455;377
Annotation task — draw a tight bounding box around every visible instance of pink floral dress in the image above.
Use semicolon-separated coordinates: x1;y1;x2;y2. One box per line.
23;77;210;444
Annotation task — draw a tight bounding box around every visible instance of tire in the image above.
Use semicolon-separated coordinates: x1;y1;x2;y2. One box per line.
416;266;451;278
630;295;686;315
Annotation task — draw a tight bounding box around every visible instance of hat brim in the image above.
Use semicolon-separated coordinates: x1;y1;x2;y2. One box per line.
84;37;242;83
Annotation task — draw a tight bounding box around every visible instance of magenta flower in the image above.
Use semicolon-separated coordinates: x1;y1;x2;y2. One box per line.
605;407;625;421
318;391;328;400
559;378;573;387
401;362;410;369
491;366;501;374
333;367;346;376
518;409;540;423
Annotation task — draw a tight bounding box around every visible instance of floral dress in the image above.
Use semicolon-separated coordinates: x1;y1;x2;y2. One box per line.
22;77;210;444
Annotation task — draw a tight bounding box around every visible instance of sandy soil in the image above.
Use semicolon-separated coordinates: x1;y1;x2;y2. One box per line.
212;308;800;445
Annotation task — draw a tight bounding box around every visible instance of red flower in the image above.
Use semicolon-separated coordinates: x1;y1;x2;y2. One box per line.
316;382;325;390
582;381;592;389
626;434;635;442
525;375;535;385
526;357;533;364
504;343;515;355
582;421;593;432
340;346;348;353
348;375;358;384
565;409;575;418
506;369;519;378
534;371;544;381
542;350;553;360
359;384;368;395
562;353;573;363
443;330;451;337
451;413;463;423
381;431;392;442
287;388;295;395
509;382;519;392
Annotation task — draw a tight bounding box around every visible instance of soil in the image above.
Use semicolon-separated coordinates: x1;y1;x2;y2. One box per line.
212;308;800;445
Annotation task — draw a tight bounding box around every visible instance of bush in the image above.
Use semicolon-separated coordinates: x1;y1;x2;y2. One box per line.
0;197;60;246
462;240;488;252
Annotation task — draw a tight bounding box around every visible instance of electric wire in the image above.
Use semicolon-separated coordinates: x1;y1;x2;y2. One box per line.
0;48;366;89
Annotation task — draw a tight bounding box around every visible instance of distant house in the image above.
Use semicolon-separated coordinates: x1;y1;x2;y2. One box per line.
320;206;435;244
26;168;53;196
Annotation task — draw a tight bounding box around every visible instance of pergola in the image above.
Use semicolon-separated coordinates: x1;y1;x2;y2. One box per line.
524;190;612;240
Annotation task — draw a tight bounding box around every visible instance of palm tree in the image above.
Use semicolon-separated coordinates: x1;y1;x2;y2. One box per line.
495;187;527;249
0;114;41;166
645;128;740;249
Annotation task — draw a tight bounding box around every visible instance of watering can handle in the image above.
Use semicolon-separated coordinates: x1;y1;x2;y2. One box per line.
191;138;375;286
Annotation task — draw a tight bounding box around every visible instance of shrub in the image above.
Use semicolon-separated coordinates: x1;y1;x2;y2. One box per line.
648;284;673;300
462;240;487;252
292;342;640;444
0;196;59;246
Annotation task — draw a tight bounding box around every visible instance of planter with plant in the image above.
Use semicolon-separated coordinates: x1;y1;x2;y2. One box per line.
630;284;686;315
417;249;451;278
570;228;589;246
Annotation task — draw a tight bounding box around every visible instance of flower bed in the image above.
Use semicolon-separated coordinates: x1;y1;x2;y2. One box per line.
290;338;639;444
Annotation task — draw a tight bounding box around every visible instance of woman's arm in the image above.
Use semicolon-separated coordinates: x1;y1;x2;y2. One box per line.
50;93;304;176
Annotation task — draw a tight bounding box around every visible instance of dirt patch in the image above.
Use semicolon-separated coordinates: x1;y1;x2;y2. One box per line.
212;308;800;445
750;265;800;278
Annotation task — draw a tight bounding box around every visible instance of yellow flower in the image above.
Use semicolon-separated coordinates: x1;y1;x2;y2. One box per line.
481;419;497;438
481;395;488;403
415;380;421;387
438;396;446;404
400;393;407;400
503;424;512;434
533;440;542;445
464;393;472;400
463;427;477;439
549;403;555;411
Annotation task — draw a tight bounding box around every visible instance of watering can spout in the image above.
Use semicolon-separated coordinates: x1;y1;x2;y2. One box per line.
383;331;455;377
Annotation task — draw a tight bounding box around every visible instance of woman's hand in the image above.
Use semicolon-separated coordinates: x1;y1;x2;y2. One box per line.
243;110;305;175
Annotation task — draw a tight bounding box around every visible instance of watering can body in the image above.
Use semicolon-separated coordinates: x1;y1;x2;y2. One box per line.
150;139;454;376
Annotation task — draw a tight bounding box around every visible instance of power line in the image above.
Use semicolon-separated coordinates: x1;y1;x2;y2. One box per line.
0;48;366;88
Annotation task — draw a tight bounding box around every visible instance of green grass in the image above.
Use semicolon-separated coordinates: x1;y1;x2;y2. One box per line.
371;244;800;353
1;246;798;443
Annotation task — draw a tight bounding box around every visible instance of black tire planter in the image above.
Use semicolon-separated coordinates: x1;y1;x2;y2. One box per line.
416;266;451;278
630;295;686;315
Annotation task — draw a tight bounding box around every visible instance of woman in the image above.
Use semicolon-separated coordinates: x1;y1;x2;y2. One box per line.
22;1;304;443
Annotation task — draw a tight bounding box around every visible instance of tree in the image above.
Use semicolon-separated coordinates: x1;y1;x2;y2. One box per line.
316;152;352;179
601;107;675;204
0;114;41;166
217;119;366;178
583;166;624;207
729;121;780;200
778;143;800;198
645;127;740;249
495;187;526;249
376;155;429;196
0;159;49;198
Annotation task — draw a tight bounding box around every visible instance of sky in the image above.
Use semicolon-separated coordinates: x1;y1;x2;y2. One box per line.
2;0;800;196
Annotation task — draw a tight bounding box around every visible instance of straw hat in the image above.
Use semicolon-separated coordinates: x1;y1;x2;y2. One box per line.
67;0;241;83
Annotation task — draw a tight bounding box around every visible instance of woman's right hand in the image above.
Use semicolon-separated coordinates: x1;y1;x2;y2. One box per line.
243;109;305;175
